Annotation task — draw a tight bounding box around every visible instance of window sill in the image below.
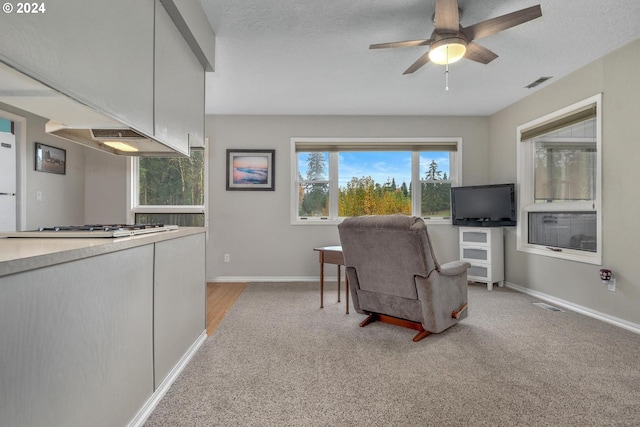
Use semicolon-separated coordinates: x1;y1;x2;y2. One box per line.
517;244;601;265
291;217;452;226
133;206;205;214
292;219;339;226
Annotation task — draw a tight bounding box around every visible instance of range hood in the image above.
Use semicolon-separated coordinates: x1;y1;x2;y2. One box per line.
45;121;186;157
0;61;187;157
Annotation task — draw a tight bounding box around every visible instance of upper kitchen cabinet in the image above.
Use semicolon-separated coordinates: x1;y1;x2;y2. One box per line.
0;0;156;136
155;0;205;152
0;0;214;156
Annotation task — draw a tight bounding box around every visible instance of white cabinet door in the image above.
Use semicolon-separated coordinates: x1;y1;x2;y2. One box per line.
154;233;206;386
459;227;504;290
0;245;155;427
154;0;205;155
0;0;155;135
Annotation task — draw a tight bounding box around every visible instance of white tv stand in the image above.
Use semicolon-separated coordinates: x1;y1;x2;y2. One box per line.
459;227;504;290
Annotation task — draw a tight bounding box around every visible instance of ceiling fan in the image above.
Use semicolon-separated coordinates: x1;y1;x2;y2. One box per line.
370;0;542;75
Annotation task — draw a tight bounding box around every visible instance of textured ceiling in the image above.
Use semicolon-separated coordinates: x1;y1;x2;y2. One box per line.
201;0;640;116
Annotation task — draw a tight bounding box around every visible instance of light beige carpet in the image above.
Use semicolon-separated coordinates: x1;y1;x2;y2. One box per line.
145;282;640;426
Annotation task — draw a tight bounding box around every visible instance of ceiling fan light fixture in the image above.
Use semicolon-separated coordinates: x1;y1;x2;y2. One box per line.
428;36;467;65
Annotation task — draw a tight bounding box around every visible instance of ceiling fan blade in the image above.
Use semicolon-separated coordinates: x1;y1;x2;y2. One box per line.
403;51;431;75
434;0;460;33
464;42;498;64
463;5;542;41
369;39;431;49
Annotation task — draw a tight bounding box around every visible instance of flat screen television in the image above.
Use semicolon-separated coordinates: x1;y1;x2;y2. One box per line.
451;183;516;227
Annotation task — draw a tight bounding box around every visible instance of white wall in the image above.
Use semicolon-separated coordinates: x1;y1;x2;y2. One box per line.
83;149;128;224
207;115;490;281
489;37;640;325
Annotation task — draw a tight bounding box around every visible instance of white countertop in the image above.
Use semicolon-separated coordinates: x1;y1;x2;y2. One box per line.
0;227;206;277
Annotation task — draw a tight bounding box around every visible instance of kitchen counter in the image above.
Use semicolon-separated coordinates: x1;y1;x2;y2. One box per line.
0;227;206;277
0;226;207;426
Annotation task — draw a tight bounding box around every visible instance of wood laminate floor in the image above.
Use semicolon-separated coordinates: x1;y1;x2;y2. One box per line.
206;282;247;335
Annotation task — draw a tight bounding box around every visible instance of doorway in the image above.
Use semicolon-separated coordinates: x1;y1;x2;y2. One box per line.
0;109;26;231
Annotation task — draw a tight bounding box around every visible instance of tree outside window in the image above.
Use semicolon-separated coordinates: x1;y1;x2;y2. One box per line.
295;145;457;222
421;159;452;217
135;150;205;226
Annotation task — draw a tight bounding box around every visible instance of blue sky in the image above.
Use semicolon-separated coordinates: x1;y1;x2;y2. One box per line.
298;151;450;188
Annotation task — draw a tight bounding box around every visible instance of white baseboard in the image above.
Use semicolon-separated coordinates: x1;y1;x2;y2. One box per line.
209;276;338;283
505;281;640;335
128;330;208;427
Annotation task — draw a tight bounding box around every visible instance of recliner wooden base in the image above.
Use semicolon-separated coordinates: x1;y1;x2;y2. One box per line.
359;313;432;342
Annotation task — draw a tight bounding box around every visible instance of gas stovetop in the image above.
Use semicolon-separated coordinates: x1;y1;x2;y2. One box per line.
0;224;178;238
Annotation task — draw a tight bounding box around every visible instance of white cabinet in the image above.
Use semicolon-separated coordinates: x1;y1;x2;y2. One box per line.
0;245;155;427
154;233;206;387
459;227;504;290
0;0;210;155
0;0;156;135
0;230;206;427
154;0;205;154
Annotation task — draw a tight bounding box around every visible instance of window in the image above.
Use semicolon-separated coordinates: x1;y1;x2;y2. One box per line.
517;94;602;264
130;148;206;226
291;138;461;224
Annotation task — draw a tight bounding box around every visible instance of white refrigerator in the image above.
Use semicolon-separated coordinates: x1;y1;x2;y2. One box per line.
0;131;16;232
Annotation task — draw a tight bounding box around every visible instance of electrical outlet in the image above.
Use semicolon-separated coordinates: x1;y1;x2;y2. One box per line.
36;191;42;202
607;278;616;292
224;253;230;263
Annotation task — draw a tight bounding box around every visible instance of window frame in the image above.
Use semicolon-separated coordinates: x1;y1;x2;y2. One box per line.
516;94;602;264
128;145;208;227
291;137;462;225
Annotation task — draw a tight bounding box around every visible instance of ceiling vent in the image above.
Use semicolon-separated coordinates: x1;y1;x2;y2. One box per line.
525;76;553;89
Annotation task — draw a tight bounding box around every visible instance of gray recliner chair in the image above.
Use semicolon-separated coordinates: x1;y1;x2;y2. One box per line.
338;215;470;342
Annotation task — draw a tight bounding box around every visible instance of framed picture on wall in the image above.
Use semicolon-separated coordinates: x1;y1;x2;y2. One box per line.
226;149;275;191
35;142;66;175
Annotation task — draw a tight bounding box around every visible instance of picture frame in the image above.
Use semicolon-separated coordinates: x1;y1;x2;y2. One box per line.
226;149;275;191
35;142;66;175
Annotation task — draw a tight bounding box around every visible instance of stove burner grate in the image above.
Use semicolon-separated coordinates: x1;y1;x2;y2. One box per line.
37;224;168;232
